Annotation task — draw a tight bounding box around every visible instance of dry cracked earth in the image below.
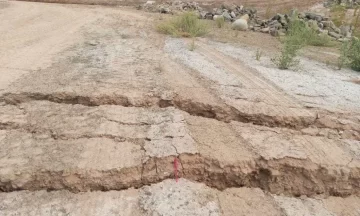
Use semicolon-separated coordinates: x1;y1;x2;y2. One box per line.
1;1;360;215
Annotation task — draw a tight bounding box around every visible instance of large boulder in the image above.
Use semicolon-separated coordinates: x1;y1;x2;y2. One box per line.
231;19;248;31
329;31;342;39
340;25;351;37
240;14;249;21
213;15;223;20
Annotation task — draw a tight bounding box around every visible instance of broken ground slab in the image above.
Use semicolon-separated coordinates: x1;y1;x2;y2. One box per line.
163;38;360;138
2;2;359;138
0;1;322;132
0;101;359;196
1;179;359;216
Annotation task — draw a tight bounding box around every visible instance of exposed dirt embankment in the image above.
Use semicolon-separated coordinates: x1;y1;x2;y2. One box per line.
0;101;359;197
1;91;360;141
1;152;360;198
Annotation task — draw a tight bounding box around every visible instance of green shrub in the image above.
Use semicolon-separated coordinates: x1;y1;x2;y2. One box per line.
157;12;208;37
255;49;263;61
272;20;307;69
339;38;360;71
271;41;301;69
214;16;225;28
189;38;196;51
307;31;334;47
272;19;335;69
338;40;350;69
347;38;360;71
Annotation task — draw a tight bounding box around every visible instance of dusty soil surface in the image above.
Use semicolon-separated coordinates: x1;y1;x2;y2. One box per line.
13;0;322;13
0;1;360;215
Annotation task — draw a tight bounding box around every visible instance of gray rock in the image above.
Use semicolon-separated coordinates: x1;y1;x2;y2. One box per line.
279;16;287;26
332;27;342;34
213;15;223;20
270;28;279;36
240;14;249;21
213;8;223;15
318;22;324;29
305;12;322;21
145;1;155;5
199;11;207;19
329;31;342;39
338;38;350;42
204;13;213;20
340;25;351;36
222;11;232;20
159;6;171;14
268;20;282;29
260;27;270;33
230;11;236;18
231;19;248;31
322;21;335;29
254;26;261;31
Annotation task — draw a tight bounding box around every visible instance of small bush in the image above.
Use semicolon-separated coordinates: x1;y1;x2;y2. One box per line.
271;42;301;69
272;19;335;69
307;32;334;47
157;12;208;37
339;38;360;71
347;38;360;71
255;49;263;61
214;16;225;28
189;38;196;51
338;40;350;69
272;20;307;69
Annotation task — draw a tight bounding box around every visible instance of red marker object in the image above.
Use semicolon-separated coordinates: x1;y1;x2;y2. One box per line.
174;158;179;183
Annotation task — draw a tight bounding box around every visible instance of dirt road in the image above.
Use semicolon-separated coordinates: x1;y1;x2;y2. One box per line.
0;1;360;215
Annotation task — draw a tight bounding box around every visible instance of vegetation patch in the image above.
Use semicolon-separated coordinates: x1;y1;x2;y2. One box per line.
340;38;360;71
272;18;335;69
157;12;208;37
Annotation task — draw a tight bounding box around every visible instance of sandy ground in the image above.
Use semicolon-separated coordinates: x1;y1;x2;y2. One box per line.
0;1;360;215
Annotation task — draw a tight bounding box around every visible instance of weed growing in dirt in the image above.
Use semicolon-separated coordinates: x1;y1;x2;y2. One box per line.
157;12;208;37
214;16;225;28
189;38;196;51
272;19;335;69
272;20;307;69
339;38;360;71
307;31;334;47
338;40;349;69
255;49;263;61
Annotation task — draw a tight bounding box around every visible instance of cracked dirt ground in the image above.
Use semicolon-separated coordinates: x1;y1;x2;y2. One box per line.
1;1;360;215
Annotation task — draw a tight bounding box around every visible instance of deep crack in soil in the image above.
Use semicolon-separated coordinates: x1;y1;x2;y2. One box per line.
1;92;359;141
0;152;359;198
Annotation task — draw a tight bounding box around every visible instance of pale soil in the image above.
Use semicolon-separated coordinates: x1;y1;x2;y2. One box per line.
1;179;360;216
0;1;360;215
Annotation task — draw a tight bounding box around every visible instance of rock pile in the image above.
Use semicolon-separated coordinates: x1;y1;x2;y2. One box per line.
138;1;257;21
253;11;353;41
139;1;354;41
324;0;360;7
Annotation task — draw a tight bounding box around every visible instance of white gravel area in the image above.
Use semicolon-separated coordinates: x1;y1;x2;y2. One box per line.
208;41;360;113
